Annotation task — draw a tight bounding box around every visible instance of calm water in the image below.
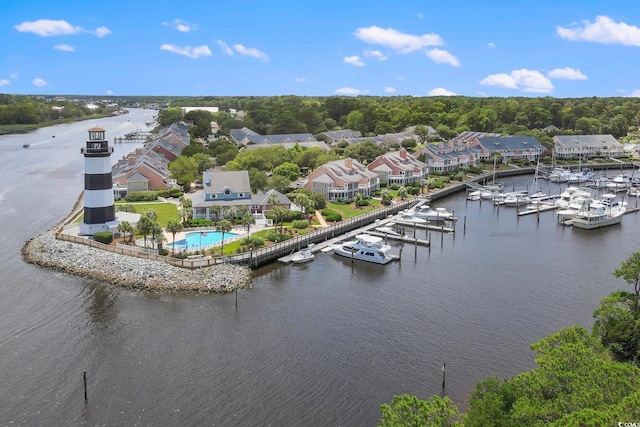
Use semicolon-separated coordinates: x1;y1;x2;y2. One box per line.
2;114;638;426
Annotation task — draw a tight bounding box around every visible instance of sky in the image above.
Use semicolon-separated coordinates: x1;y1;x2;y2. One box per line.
2;0;640;98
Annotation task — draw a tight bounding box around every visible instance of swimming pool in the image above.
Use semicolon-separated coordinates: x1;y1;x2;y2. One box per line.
168;230;238;251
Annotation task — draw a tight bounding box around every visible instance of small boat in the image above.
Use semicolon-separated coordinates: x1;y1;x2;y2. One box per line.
331;234;396;264
606;173;631;190
23;144;30;148
291;244;314;264
548;167;570;183
413;205;455;221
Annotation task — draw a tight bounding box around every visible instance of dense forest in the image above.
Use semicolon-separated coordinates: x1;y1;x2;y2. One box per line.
162;95;640;142
3;94;640;143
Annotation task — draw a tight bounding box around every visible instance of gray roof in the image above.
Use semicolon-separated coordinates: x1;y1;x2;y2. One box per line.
554;134;622;149
321;129;362;141
251;189;291;205
477;136;545;151
202;170;251;194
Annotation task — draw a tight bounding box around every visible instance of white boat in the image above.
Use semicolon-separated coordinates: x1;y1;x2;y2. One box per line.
571;197;625;230
627;185;640;197
589;174;609;189
554;187;592;209
568;169;594;184
331;234;396;264
503;192;529;207
291;245;315;264
606;173;631;190
556;190;594;223
548;167;570;183
413;205;454;221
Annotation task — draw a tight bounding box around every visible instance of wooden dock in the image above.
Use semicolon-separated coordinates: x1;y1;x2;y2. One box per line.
517;204;558;216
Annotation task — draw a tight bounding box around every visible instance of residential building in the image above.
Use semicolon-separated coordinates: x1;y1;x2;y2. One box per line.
553;134;623;159
304;158;379;201
250;189;293;214
320;129;362;145
192;170;252;220
472;135;545;162
230;127;317;147
367;149;428;186
417;140;481;172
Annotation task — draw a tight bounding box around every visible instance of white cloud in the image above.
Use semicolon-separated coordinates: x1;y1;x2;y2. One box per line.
33;78;48;87
364;49;388;61
163;19;197;32
294;77;307;83
557;15;640;46
481;69;554;93
344;55;365;66
54;44;75;52
160;44;212;59
92;26;111;38
10;73;19;79
548;67;587;80
106;90;114;95
488;42;496;48
429;87;457;96
233;44;269;61
0;79;10;86
335;87;368;95
629;90;640;97
15;19;110;37
217;40;234;56
384;87;396;93
354;25;443;53
425;48;460;66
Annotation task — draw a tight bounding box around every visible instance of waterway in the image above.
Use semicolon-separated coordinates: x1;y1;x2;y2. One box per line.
2;113;638;425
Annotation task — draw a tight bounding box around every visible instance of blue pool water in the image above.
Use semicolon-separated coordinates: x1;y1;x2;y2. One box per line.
168;230;238;250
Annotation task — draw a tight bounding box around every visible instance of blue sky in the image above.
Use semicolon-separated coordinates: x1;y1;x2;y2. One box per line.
2;0;640;98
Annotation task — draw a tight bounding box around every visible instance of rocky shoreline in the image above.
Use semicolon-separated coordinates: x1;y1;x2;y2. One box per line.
22;229;252;294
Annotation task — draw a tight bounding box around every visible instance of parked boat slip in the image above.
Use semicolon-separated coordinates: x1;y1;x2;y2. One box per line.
331;234;398;264
290;245;315;264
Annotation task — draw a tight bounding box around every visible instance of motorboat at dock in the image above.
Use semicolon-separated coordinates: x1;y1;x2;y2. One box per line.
570;194;625;230
412;205;455;221
331;234;397;264
290;244;315;264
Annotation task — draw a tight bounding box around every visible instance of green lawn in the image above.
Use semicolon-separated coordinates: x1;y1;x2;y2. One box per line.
75;201;180;228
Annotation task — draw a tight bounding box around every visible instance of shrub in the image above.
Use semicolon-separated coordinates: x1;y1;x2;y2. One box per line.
285;210;302;221
251;236;265;247
158;248;169;256
355;198;370;207
265;231;289;242
186;219;214;227
125;191;158;202
93;231;113;244
321;208;342;222
292;220;309;229
390;183;400;190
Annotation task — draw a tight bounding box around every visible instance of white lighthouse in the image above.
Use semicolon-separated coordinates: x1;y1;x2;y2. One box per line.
79;127;116;235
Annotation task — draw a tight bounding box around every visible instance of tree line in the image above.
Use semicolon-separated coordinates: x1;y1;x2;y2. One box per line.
161;95;640;142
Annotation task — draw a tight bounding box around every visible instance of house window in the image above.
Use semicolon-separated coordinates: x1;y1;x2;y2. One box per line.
223;187;232;196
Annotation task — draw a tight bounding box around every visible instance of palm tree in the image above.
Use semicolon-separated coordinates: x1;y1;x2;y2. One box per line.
150;223;164;250
216;219;233;257
293;193;312;218
380;188;392;206
421;178;430;194
118;220;133;244
240;213;255;240
353;192;365;207
136;216;154;248
166;220;183;255
270;205;288;234
144;209;157;221
397;185;408;200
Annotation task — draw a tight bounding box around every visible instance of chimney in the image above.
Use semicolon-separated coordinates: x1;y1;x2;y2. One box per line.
399;149;407;159
128;157;134;166
345;158;353;169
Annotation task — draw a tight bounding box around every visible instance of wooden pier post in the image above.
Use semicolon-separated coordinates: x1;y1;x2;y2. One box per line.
440;225;444;248
83;370;87;402
463;215;467;235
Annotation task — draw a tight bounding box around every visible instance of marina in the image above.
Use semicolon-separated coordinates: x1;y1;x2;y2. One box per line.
3;114;640;425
